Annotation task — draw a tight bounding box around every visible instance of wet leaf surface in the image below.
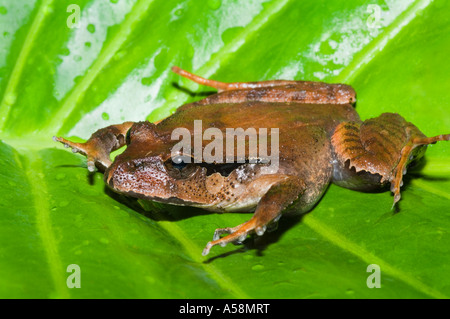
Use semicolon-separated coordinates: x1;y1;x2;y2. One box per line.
0;0;449;298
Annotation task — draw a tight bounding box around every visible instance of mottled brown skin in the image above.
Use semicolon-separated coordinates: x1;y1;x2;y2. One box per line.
55;67;449;256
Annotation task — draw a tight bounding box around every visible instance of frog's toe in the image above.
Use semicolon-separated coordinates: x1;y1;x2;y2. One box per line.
212;224;251;247
202;219;261;256
212;225;241;241
202;230;251;256
202;242;213;256
53;136;80;151
86;157;96;172
255;225;267;236
212;228;231;241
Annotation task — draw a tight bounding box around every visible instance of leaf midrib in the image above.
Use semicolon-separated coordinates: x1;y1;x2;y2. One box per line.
23;151;70;298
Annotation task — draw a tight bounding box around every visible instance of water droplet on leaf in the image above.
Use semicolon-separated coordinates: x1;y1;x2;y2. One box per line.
60;48;70;56
59;200;69;207
87;24;96;33
251;264;264;271
207;0;221;10
4;92;17;106
141;77;152;86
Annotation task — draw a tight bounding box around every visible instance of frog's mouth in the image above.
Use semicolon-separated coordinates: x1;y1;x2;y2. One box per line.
118;189;201;206
106;155;249;206
164;155;246;180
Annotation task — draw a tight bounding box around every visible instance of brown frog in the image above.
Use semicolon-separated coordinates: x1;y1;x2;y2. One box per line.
54;67;449;256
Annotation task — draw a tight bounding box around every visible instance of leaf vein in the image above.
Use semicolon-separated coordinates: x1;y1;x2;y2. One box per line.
336;0;434;83
46;0;155;135
0;0;55;131
148;0;292;119
304;215;447;298
151;212;250;298
411;179;450;200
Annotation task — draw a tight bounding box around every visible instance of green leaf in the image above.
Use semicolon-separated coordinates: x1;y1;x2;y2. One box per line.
0;0;449;298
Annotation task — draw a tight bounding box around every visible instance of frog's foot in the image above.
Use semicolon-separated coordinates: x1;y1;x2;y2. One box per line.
205;215;282;254
390;133;450;207
203;218;267;256
53;122;133;173
53;136;111;172
202;175;305;256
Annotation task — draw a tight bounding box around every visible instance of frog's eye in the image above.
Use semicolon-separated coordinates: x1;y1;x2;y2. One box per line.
165;156;197;179
171;160;187;170
171;155;190;168
171;155;192;167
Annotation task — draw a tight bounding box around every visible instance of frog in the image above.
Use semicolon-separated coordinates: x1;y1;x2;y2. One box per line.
54;66;449;256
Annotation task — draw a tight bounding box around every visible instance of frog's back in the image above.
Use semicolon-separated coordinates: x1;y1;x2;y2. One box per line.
158;102;359;160
158;102;359;194
159;102;359;134
157;102;359;162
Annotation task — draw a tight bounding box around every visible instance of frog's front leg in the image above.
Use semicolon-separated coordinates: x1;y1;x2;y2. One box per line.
202;175;306;256
53;122;133;172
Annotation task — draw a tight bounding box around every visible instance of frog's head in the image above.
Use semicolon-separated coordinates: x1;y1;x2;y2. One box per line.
102;122;207;206
104;121;257;208
332;113;449;207
106;153;216;206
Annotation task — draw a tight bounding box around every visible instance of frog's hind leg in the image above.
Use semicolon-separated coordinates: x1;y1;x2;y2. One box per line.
172;66;355;104
202;175;305;256
331;115;450;207
53;122;133;172
172;66;299;92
